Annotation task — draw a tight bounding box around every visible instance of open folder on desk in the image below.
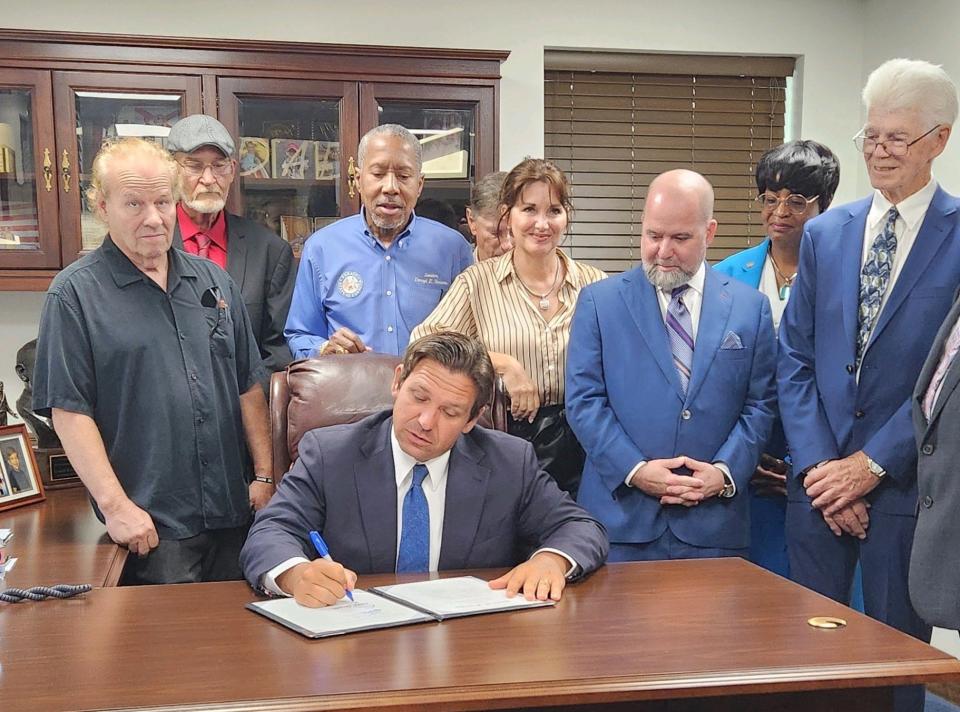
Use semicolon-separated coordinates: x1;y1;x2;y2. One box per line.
247;576;555;638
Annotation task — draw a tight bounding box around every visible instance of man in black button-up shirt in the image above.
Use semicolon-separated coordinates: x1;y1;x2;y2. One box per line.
33;138;275;584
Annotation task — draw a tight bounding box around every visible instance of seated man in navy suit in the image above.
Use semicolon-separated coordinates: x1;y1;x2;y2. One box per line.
566;169;776;562
241;332;608;607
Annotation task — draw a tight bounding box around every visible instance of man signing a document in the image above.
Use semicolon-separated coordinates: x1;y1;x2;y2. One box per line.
240;332;608;607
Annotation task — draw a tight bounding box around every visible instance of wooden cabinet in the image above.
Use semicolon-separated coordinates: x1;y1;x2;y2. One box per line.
0;30;507;289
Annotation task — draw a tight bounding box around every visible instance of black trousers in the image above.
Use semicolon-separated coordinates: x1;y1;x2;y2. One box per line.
507;404;585;496
121;525;248;585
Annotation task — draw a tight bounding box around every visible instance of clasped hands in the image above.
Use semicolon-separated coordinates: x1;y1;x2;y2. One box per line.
629;456;727;506
278;551;570;609
803;451;881;540
319;327;372;356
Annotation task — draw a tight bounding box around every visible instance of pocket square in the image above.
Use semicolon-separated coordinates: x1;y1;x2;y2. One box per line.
720;331;744;349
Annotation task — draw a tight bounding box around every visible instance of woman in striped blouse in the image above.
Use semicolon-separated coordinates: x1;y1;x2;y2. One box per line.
411;158;606;494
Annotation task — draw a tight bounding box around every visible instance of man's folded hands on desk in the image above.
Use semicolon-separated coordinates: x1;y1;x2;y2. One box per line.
276;550;571;609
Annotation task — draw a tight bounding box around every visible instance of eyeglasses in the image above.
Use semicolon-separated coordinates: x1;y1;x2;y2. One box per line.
853;124;941;156
755;193;819;215
177;158;234;176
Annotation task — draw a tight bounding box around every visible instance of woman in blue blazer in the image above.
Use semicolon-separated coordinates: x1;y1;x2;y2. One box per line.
714;140;839;577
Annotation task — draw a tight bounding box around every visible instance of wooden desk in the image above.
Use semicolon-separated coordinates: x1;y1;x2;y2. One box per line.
0;488;126;588
1;558;957;711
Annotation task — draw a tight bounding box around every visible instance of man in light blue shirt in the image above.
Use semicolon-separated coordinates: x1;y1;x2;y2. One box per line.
285;124;473;358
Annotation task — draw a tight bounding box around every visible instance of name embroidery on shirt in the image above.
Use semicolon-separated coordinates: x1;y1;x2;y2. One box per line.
414;272;450;288
337;271;363;298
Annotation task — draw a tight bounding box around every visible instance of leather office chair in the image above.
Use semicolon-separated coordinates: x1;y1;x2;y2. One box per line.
270;353;508;482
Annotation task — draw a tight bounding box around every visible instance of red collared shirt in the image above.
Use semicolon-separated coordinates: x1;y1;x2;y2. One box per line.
177;203;228;270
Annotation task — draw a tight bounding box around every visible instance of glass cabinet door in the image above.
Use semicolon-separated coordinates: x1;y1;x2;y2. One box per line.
52;72;202;265
0;69;61;270
360;83;495;233
218;78;358;259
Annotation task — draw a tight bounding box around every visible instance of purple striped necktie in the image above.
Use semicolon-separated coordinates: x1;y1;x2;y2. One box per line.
666;285;694;394
923;315;960;420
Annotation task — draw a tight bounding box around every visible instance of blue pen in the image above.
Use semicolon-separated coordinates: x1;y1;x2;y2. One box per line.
309;530;354;602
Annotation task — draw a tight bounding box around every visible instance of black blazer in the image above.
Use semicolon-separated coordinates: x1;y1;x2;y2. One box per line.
173;211;295;381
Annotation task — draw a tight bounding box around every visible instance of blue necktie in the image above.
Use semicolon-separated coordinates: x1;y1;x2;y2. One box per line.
396;463;430;573
666;285;694;394
857;206;899;366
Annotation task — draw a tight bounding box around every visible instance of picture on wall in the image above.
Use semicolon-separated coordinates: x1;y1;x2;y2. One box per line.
272;139;316;180
315;141;340;180
238;137;270;178
0;424;45;512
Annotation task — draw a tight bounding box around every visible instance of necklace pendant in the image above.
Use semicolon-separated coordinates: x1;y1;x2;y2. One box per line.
779;284;791;301
539;297;550;311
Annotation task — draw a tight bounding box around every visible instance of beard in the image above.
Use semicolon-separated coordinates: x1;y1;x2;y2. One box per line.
184;194;225;214
643;260;695;291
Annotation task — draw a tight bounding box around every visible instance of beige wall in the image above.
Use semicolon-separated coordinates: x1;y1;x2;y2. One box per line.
0;0;870;395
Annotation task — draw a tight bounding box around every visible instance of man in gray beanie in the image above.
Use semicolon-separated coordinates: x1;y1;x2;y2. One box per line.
167;114;295;383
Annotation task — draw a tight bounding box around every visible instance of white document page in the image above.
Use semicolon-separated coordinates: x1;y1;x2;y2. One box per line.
372;576;555;619
247;589;433;638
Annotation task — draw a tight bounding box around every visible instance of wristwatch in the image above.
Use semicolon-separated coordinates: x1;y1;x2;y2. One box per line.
865;456;886;479
719;473;736;499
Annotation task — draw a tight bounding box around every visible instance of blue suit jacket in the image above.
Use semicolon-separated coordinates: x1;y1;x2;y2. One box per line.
778;187;960;515
565;266;777;549
713;239;770;290
240;411;609;588
714;239;787;460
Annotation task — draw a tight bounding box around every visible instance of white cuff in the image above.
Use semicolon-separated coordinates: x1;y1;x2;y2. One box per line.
261;556;311;596
626;461;647;487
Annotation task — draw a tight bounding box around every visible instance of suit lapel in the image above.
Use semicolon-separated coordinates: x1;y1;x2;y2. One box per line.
685;268;731;405
925;297;960;429
224;214;247;289
840;203;869;357
355;418;400;573
620;271;684;398
869;188;955;350
438;433;490;570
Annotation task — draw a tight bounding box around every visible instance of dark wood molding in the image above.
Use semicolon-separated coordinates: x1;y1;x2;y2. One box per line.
0;29;509;80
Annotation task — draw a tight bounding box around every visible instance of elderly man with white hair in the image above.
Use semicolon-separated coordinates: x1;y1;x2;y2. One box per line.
284;124;473;358
778;58;960;712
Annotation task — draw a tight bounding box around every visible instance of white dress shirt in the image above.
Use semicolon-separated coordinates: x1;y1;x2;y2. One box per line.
626;263;734;495
860;179;938;341
263;430;577;595
759;257;788;332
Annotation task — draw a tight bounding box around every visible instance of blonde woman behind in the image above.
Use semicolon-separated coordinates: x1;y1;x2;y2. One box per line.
411;158;605;494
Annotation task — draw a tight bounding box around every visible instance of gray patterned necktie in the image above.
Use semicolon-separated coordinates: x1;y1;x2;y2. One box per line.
857;207;899;365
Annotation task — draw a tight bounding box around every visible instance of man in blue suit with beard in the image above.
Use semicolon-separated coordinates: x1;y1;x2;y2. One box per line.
566;169;776;562
778;59;960;712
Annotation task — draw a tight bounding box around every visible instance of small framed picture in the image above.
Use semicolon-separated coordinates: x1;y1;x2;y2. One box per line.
0;425;45;512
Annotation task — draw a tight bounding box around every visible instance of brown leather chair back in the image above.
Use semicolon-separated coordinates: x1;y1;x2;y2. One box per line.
270;353;507;481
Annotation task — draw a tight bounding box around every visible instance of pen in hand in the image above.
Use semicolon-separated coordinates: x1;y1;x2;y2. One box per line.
309;530;354;602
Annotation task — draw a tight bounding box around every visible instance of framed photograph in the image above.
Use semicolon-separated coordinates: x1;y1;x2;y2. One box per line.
419;127;468;179
271;139;316;180
314;141;340;180
238;137;270;178
280;215;315;259
0;424;45;512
